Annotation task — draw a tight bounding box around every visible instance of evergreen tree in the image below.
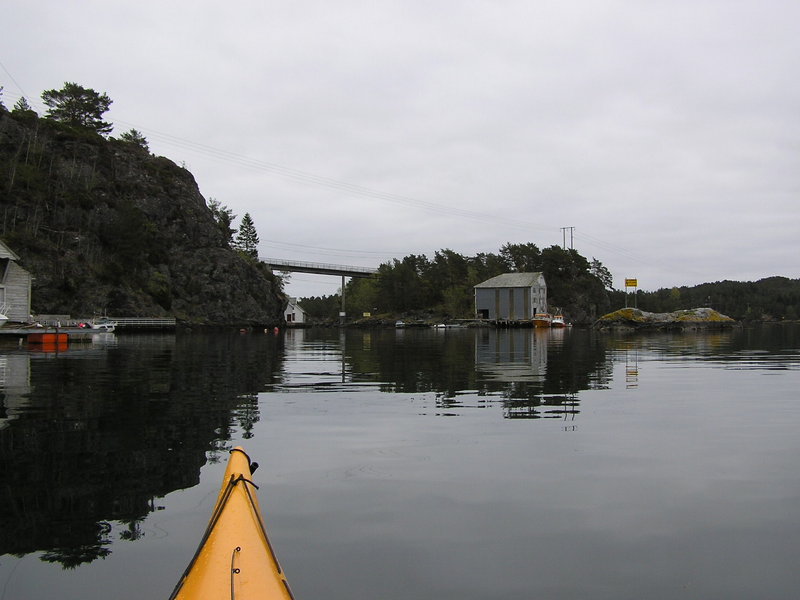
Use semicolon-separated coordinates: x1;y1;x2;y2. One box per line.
0;85;5;110
41;82;113;134
589;258;613;290
234;212;260;258
499;242;541;272
119;128;149;151
207;198;237;245
11;97;37;122
12;96;34;113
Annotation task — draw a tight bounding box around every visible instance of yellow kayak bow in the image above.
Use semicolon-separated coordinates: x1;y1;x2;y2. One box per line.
169;447;294;599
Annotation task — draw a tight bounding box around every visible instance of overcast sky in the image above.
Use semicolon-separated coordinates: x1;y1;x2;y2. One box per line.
4;1;799;298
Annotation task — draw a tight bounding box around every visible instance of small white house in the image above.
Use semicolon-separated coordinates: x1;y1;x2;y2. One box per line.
284;297;307;325
474;272;547;321
0;239;32;323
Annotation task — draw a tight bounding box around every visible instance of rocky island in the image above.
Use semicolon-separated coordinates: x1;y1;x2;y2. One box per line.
594;307;737;331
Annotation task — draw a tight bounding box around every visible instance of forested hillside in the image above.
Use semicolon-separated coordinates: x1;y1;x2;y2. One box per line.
0;83;284;325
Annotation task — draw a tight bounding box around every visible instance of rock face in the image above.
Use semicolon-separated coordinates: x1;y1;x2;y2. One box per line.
0;110;284;325
594;307;737;330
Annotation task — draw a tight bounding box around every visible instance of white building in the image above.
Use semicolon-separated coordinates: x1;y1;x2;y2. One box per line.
474;273;547;321
284;297;307;325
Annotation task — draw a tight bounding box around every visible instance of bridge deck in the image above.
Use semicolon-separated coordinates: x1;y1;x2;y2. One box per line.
262;258;378;278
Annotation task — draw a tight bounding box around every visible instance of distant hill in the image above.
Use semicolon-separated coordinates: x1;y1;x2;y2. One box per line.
0;106;284;325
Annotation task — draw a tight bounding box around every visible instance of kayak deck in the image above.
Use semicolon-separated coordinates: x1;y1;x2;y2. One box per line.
169;447;294;600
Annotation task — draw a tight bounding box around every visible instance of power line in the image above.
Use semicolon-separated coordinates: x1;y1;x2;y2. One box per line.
259;239;407;257
112;117;559;233
0;61;32;106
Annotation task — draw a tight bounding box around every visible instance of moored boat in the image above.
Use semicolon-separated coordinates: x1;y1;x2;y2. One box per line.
89;318;117;332
551;314;567;327
169;447;294;600
533;313;552;328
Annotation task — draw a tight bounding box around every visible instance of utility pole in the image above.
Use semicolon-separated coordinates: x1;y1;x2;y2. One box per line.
560;226;574;249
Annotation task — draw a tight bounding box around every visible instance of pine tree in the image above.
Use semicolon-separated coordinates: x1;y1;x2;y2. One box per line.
119;128;149;152
208;198;237;245
12;97;33;113
234;213;260;258
41;82;113;135
11;97;37;121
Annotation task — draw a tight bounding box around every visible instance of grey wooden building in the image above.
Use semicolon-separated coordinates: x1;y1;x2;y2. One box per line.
0;239;32;322
474;272;547;321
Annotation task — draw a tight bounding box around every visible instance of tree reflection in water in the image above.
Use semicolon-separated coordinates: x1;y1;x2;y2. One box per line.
0;332;284;567
6;325;762;568
336;327;612;419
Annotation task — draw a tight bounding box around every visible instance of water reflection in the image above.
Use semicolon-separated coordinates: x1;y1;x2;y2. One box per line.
604;325;800;370
3;324;798;572
278;328;613;421
475;328;548;383
0;353;31;429
0;333;284;566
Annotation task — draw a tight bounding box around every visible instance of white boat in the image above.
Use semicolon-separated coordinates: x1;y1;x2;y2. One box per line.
89;318;117;332
0;314;7;327
551;314;567;327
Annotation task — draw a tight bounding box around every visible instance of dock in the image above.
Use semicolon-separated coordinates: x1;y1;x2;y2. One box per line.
0;317;177;346
0;327;100;348
23;317;177;330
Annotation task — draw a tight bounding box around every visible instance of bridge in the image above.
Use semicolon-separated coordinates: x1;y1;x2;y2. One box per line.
261;258;379;323
261;258;378;278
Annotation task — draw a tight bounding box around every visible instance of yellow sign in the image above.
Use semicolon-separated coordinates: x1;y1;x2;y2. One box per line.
625;278;638;287
363;312;371;317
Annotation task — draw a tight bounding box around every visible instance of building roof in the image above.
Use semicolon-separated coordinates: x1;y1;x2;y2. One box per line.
474;272;545;289
286;297;305;309
0;239;20;261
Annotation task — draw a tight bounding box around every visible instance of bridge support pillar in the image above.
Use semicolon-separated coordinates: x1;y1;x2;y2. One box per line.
339;275;346;325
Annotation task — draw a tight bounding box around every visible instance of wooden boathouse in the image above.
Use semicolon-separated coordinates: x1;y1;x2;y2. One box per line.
0;239;32;323
474;272;547;322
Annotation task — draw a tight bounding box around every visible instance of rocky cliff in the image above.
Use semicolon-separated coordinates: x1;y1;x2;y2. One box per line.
0;109;284;325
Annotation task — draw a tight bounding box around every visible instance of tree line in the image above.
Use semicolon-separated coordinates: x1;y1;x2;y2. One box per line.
300;244;800;323
613;277;800;321
301;243;613;323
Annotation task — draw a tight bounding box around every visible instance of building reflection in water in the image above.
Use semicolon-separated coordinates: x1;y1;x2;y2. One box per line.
473;328;584;421
475;328;547;384
0;353;31;430
285;327;613;422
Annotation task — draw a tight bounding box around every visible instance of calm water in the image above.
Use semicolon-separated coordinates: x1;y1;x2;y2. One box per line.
1;325;799;599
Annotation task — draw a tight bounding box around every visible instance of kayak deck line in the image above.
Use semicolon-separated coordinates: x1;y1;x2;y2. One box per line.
169;447;294;600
